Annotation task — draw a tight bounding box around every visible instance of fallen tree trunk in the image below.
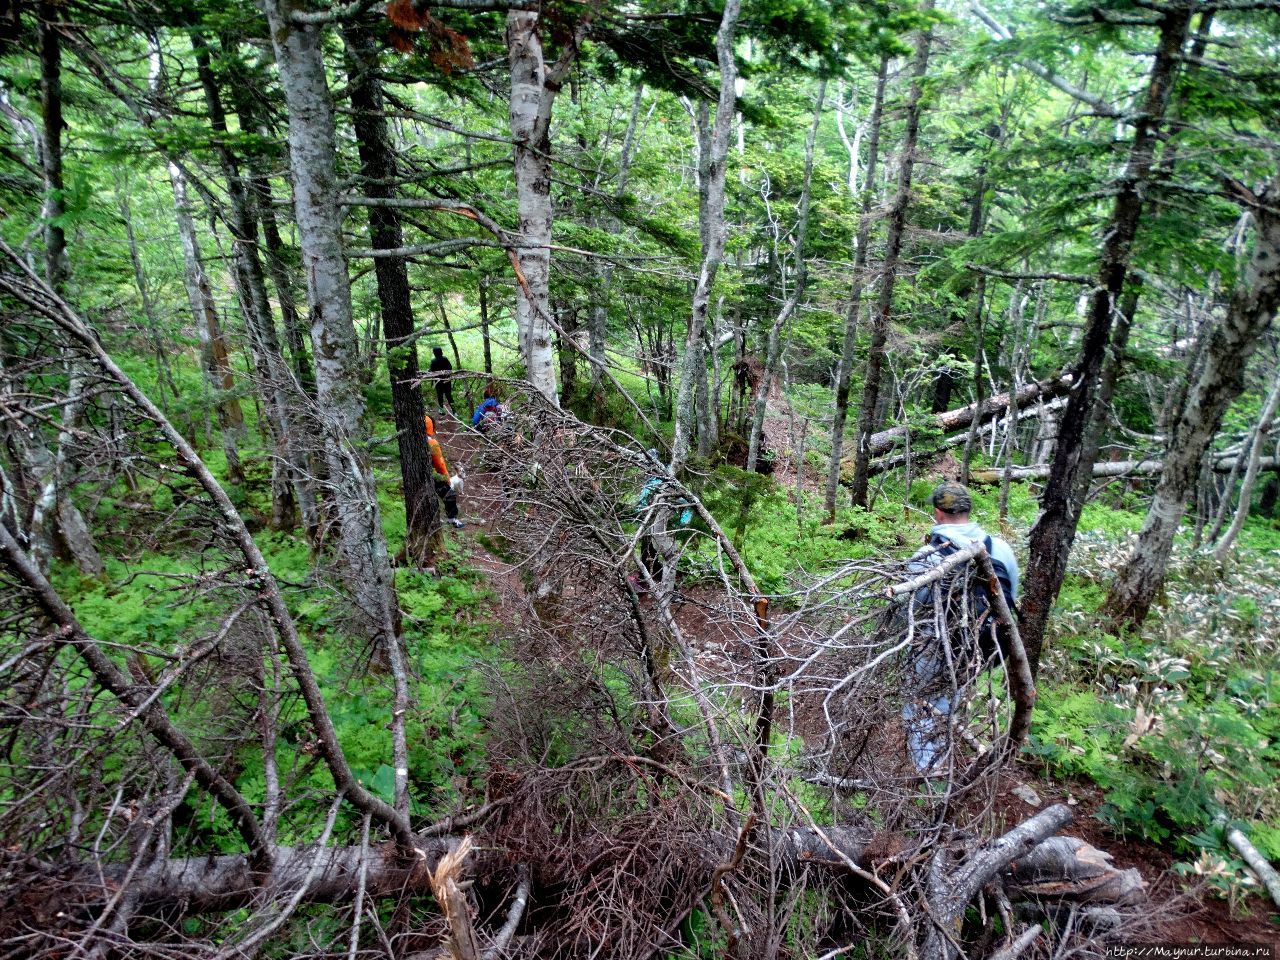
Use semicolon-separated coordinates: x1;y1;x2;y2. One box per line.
1005;836;1146;904
924;805;1143;960
868;396;1069;477
970;455;1280;484
23;805;1142;921
21;826;874;919
849;373;1073;465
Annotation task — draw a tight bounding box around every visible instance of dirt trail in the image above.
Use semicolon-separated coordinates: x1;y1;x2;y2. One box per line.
430;411;530;628
428;408;1279;945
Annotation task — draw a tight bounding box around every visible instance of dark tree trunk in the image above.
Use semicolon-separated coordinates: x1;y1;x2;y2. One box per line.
557;302;579;406
343;26;440;564
1018;3;1195;675
935;156;991;418
931;369;954;414
479;275;493;375
1103;175;1280;628
850;10;934;508
193;35;318;540
1259;474;1279;518
37;1;67;291
25;2;102;576
1072;282;1142;506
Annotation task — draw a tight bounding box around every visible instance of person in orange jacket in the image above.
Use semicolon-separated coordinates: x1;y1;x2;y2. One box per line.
424;414;464;528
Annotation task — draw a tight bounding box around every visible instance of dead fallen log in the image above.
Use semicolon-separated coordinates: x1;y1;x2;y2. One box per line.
19;825;872;920
923;805;1145;960
868;396;1070;477
18;805;1143;923
1219;816;1280;909
852;373;1074;464
1005;836;1145;904
970;455;1280;484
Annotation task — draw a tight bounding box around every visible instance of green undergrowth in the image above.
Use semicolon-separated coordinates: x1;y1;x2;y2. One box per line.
56;508;497;851
1033;520;1280;906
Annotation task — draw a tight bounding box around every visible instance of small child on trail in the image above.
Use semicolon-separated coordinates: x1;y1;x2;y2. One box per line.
424;413;465;529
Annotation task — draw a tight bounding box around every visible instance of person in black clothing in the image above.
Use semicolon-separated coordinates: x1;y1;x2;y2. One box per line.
429;346;454;412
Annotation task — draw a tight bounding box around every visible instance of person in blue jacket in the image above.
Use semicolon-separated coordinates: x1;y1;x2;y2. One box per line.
631;450;693;592
471;384;507;432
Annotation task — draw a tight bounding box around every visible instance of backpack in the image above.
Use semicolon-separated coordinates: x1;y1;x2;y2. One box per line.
928;533;1017;663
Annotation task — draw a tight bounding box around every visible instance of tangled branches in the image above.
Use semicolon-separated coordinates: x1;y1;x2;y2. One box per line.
464;395;1138;959
0;254;1144;958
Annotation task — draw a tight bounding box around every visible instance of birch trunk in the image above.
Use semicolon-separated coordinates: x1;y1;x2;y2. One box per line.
849;9;934;507
672;0;741;470
260;1;401;653
1018;4;1194;673
1103;175;1280;627
970;453;1280;483
1204;426;1247;543
747;81;824;472
507;10;572;406
1214;367;1280;559
824;56;888;520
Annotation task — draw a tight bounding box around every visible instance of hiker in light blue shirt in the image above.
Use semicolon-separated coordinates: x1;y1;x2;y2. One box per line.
902;482;1019;774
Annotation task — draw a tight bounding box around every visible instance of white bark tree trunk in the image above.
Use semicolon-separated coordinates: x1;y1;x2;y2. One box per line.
671;0;741;470
260;1;400;654
1214;365;1280;559
1105;175;1280;626
747;81;824;472
507;10;573;406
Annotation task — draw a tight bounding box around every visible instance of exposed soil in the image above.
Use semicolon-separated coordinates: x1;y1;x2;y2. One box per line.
990;764;1280;945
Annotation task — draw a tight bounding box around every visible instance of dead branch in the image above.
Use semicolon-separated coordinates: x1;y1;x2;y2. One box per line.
429;837;483;960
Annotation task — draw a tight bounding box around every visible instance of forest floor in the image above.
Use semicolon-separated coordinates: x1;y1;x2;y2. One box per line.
430;411;1279;947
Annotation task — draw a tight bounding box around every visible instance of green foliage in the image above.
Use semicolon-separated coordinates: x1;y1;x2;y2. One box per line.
57;524;497;849
697;464;911;593
1033;530;1280;858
